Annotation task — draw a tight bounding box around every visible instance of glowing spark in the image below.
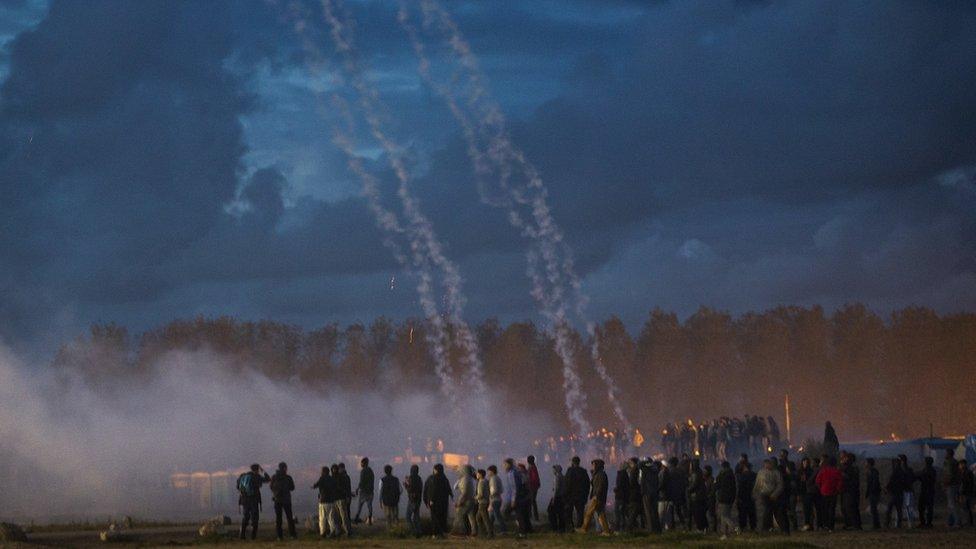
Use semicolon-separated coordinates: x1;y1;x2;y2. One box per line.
409;327;414;344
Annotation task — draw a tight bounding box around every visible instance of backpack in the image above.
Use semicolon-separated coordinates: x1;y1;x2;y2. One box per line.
238;472;257;498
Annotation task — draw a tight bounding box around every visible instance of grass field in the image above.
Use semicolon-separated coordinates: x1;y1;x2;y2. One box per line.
6;521;975;548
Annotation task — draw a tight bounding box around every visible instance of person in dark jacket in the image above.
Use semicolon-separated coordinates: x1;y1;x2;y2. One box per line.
959;459;974;527
270;462;297;540
639;459;661;533
313;466;340;537
840;452;862;530
884;458;905;529
943;449;961;527
624;458;643;531
704;465;717;532
865;458;882;529
577;459;611;535
665;456;688;529
403;464;423;537
613;461;630;532
380;465;402;529
900;454;919;527
514;463;534;536
527;455;542;522
777;449;798;531
565;456;590;528
354;457;375;525
687;459;708;531
797;457;816;531
424;464;453;537
917;456;937;528
549;464;568;533
238;463;271;540
823;422;840;461
715;461;737;537
735;459;757;532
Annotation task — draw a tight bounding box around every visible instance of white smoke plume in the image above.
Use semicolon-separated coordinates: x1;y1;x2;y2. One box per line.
398;0;633;435
317;0;490;432
0;342;554;521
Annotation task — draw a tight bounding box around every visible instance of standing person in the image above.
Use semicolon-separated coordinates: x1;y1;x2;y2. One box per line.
270;462;297;541
840;453;862;530
403;464;423;537
900;454;919;527
515;463;534;536
959;460;974;527
778;449;798;531
797;457;815;531
657;458;674;530
237;463;271;540
577;459;611;535
917;456;937;528
527;455;541;522
613;461;630;532
452;465;477;536
943;449;961;527
665;456;688;529
487;465;507;534
313;466;339;538
753;459;785;533
336;463;353;535
380;465;401;530
687;459;708;532
548;464;567;533
639;458;661;533
423;463;453;538
884;458;905;529
735;458;757;532
626;458;643;532
865;458;882;530
565;456;590;528
354;457;375;525
715;461;737;539
475;469;493;538
816;455;843;531
501;458;518;518
823;422;840;461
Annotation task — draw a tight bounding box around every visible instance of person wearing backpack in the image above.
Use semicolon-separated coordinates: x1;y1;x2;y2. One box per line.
270;462;297;540
237;463;271;540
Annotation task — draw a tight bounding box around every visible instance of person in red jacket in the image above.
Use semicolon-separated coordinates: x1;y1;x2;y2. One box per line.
815;455;844;531
527;455;542;522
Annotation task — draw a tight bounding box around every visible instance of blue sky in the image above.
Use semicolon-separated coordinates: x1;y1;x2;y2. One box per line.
1;0;975;349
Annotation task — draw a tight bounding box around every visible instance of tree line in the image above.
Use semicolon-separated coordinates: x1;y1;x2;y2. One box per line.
52;304;976;442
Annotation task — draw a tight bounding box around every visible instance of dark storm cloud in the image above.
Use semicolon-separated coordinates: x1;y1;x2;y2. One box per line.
1;0;975;346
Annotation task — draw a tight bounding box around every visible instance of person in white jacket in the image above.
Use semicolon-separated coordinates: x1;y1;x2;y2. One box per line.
452;465;477;535
488;465;507;534
502;458;518;516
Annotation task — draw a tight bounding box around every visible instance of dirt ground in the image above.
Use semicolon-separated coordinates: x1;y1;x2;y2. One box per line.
7;522;975;548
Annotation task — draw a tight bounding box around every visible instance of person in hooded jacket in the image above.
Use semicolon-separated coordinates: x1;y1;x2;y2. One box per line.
380;465;402;529
715;461;737;538
452;465;477;536
403;464;423;537
577;459;611;535
336;463;353;535
639;459;661;533
753;459;785;533
423;463;453;537
270;462;297;540
549;464;568;533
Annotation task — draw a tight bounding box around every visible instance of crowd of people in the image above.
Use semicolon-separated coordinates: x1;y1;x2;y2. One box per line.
231;441;975;541
661;415;781;462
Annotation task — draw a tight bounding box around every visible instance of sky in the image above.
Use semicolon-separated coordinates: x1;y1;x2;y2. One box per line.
1;0;975;351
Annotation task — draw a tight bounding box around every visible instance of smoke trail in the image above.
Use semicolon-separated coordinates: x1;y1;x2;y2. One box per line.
401;0;633;434
281;0;463;425
317;0;491;434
